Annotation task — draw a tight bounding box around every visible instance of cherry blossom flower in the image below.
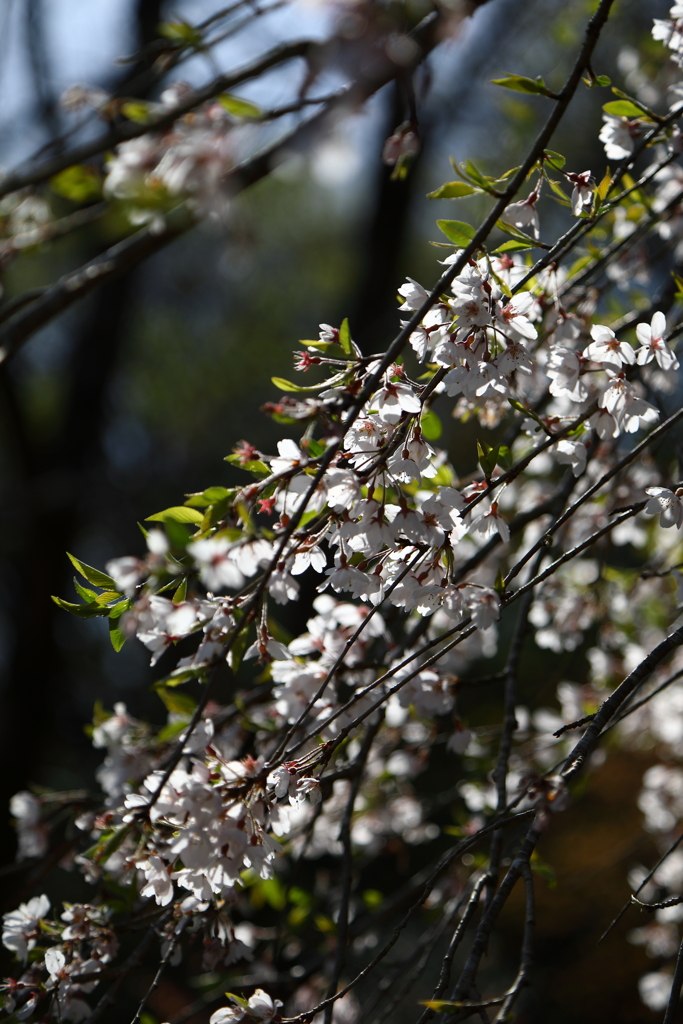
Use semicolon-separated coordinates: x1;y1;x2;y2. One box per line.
373;381;421;424
188;537;243;592
495;292;538;340
644;486;683;528
270;438;305;475
2;895;50;961
503;193;540;238
583;324;635;368
599;115;638;159
567;170;593;216
636;311;679;369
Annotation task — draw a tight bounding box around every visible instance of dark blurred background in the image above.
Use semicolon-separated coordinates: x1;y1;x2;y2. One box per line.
0;0;674;1020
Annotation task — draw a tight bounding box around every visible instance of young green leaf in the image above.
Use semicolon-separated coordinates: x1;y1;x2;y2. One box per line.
427;182;477;199
224;454;271;476
156;685;197;716
543;149;566;169
596;168;612;201
109;616;126;652
184;485;233;507
491;239;535;254
496;219;539;245
603;99;648;118
338;317;352;355
218;94;262;119
50;165;102;202
477;440;498;479
73;579;98;604
67;553;116;589
436;219;476;246
121;101;154;124
145;506;204;525
52;596;108;618
421;408;442;440
491;73;552;96
158;20;203;45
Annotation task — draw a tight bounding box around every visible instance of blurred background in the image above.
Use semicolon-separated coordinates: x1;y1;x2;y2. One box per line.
0;0;675;1020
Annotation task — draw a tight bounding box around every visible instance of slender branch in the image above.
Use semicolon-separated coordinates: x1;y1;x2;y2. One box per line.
562;624;683;784
664;934;683;1024
0;40;314;199
415;875;488;1024
130;918;187;1024
485;586;534;909
492;862;535;1023
450;828;539;1006
82;911;173;1024
599;832;683;943
323;716;382;1024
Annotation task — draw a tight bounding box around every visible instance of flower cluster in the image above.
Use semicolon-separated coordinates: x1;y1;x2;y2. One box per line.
6;3;683;1021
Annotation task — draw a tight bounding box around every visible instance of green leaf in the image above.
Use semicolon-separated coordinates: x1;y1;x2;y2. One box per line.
158;20;202;45
260;876;287;910
202;496;231;530
362;889;384;909
595;74;611;87
105;593;130;614
67;553;115;589
224;993;249;1011
477;440;497;479
543;149;566;169
271;376;314;392
546;178;571;202
146;506;204;525
121;101;154;124
420;1000;471;1013
603;99;647;118
289;886;314;907
497;444;512;467
52;595;108;618
109;616;126;652
271;372;348;393
218;94;262;119
184;485;233;508
496;219;539;245
464;159;491;189
302;436;325;458
427;182;477;199
154;667;201;689
164;520;194;549
421;408;442;440
491;239;534;254
491;73;552;96
338;317;352;355
50;165;102;202
73;579;98;603
596;167;612;201
156;720;189;743
173;577;188;603
94;824;133;864
156;685;197;716
436;219;476;246
476;441;511;478
225;454;271;476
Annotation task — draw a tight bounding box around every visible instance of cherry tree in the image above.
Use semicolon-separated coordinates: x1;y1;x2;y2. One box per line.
5;0;683;1021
